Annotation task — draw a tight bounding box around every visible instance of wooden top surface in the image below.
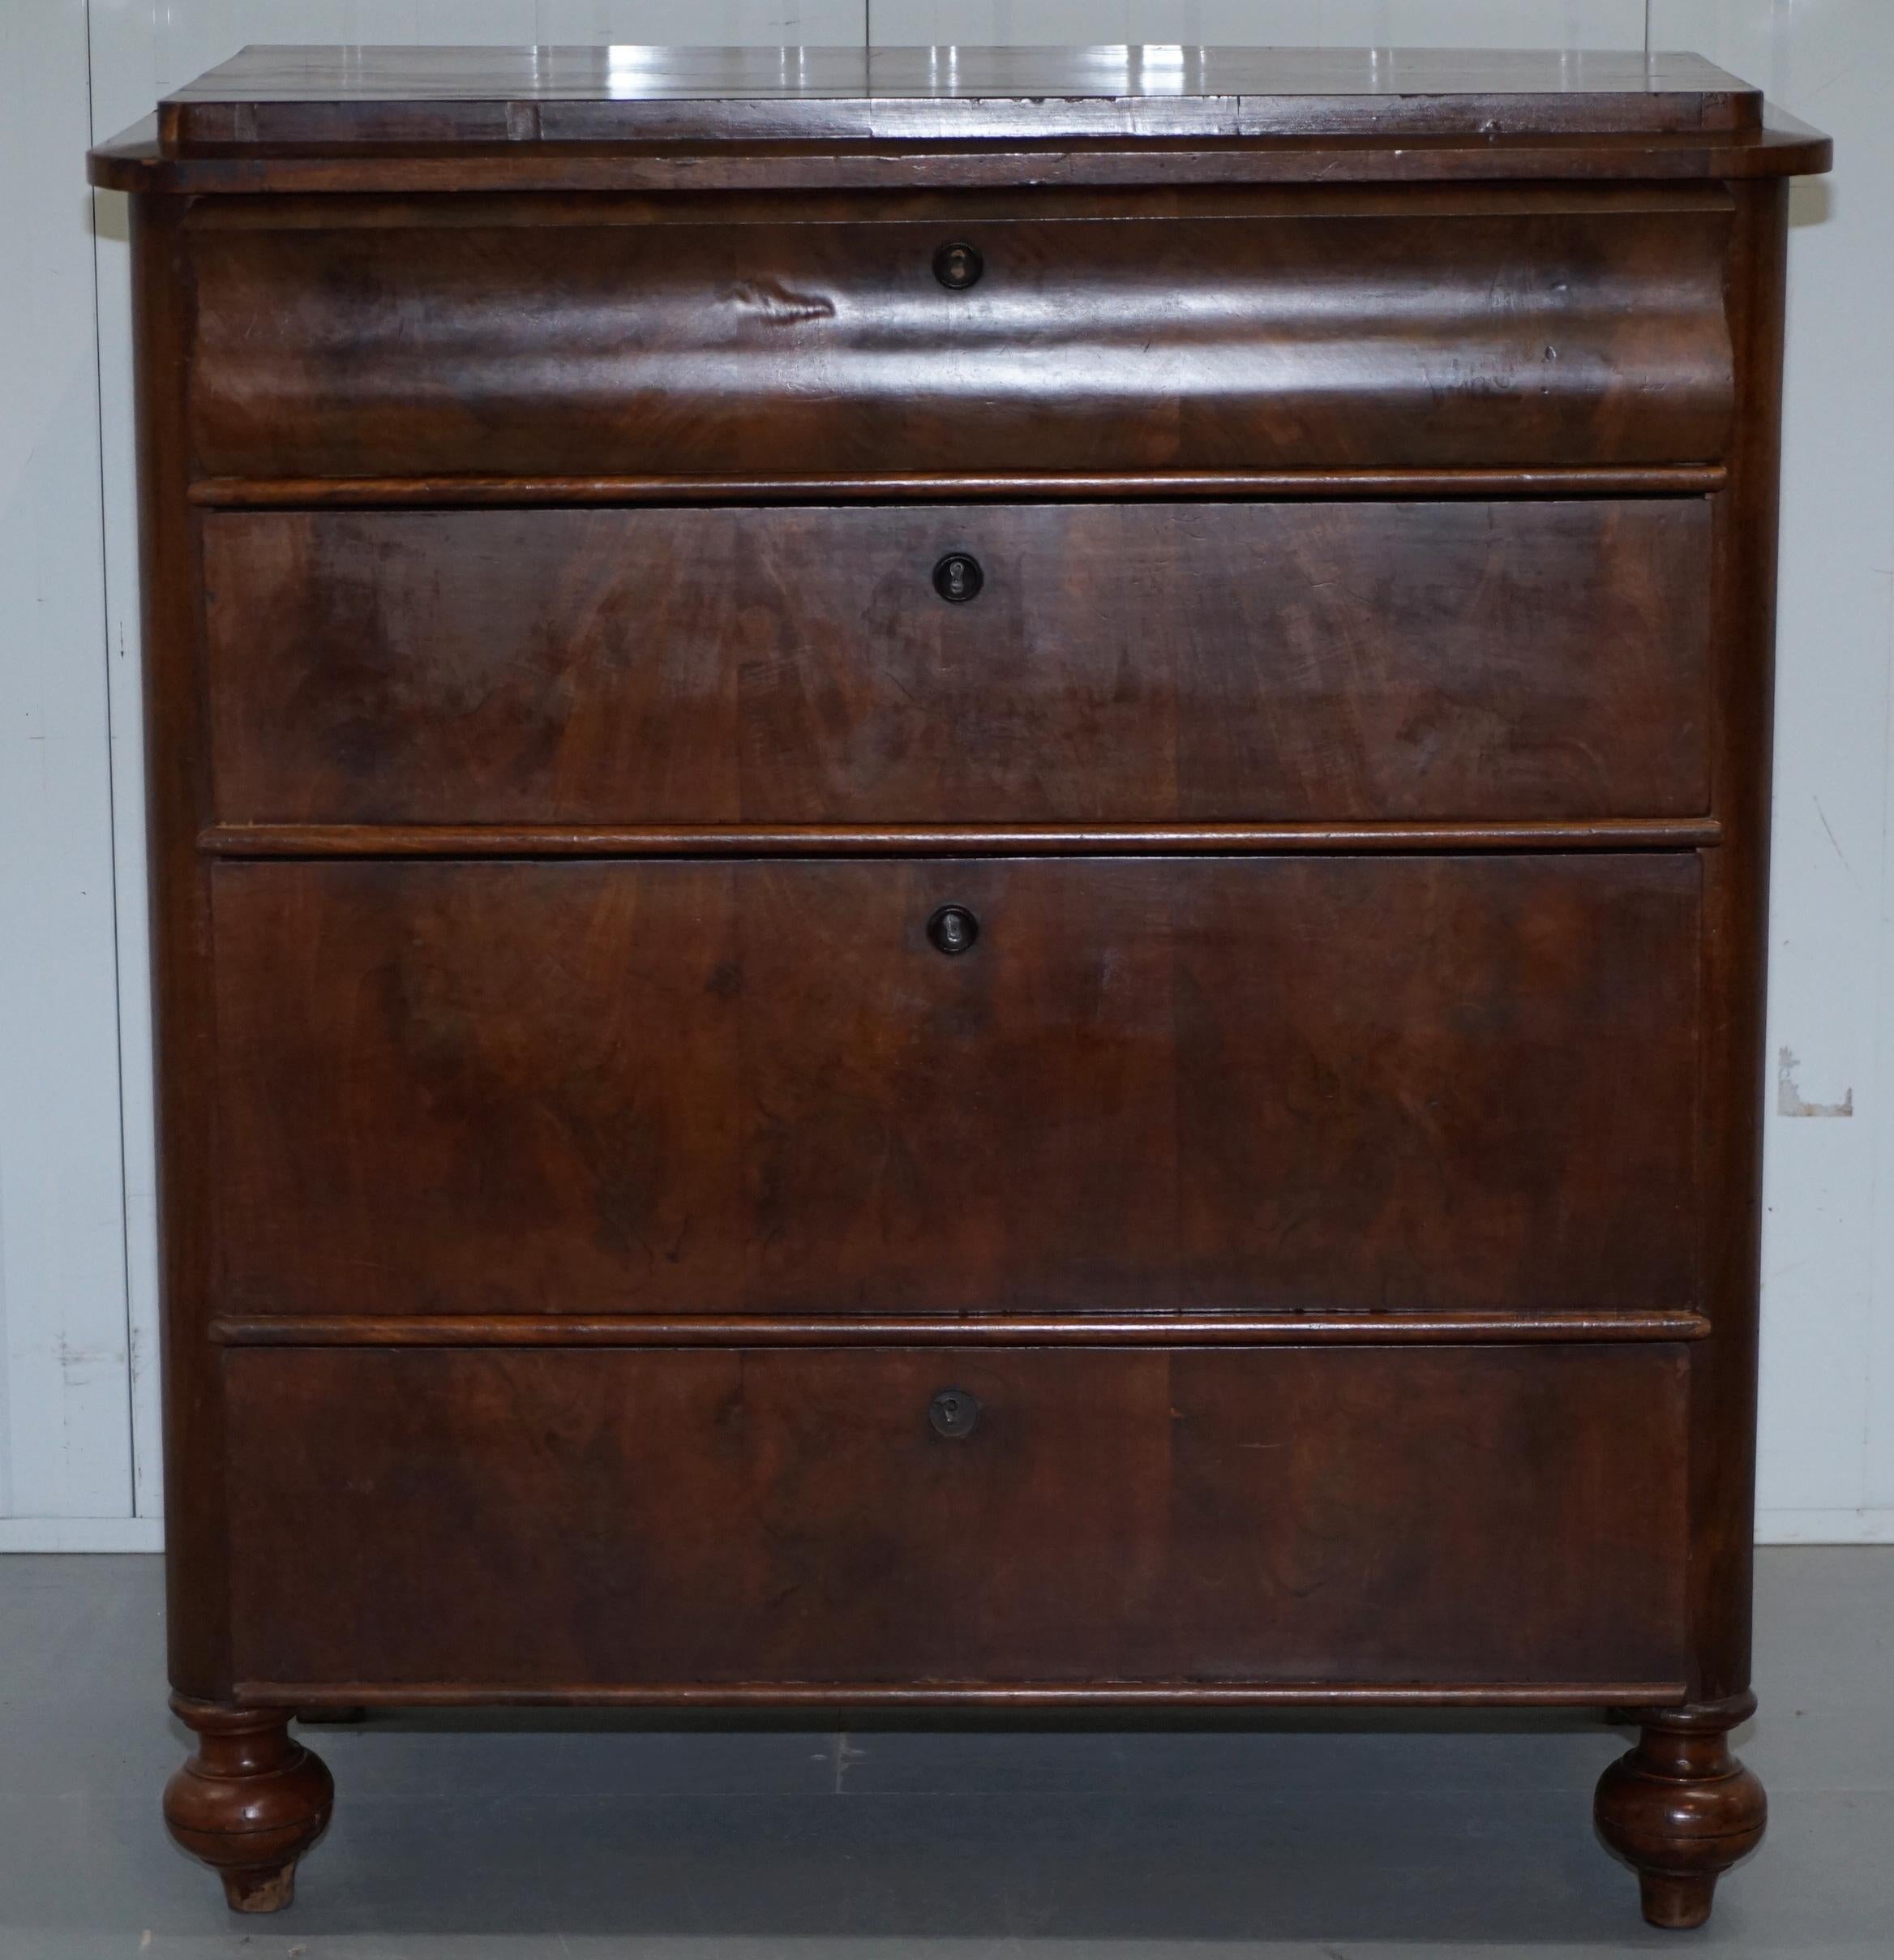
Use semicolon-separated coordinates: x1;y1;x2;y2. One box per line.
156;44;1763;145
165;43;1748;106
91;44;1832;191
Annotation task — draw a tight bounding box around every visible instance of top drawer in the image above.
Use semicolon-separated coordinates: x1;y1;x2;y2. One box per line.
182;191;1734;480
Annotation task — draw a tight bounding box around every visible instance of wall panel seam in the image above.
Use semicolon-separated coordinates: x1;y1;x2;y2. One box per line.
82;0;143;1533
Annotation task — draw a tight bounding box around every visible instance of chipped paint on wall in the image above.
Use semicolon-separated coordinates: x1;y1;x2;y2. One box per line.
1777;1048;1856;1119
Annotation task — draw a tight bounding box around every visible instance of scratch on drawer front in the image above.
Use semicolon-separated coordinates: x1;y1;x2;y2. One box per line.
1778;1048;1854;1117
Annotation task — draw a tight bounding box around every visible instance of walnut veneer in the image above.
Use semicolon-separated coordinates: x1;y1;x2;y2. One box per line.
90;43;1831;1927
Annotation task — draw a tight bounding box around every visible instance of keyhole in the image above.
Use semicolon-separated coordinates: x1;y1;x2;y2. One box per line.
932;552;984;604
929;1387;981;1438
933;240;983;290
927;906;979;956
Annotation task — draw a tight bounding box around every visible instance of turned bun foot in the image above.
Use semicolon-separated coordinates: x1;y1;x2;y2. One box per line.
1595;1693;1767;1929
164;1696;334;1912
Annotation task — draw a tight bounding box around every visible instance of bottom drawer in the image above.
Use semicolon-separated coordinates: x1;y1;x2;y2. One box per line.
225;1345;1688;1694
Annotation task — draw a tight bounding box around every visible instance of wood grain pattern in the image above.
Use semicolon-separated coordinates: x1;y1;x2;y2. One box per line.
199;820;1727;858
246;1679;1691;1709
129;195;234;1703
87;120;1837;198
182;196;1734;478
208;855;1701;1323
203;501;1712;828
157;45;1762;149
210;1310;1714;1348
223;1343;1690;1691
1594;1692;1769;1928
187;466;1732;507
163;1699;332;1913
89;130;1835;199
101;43;1828;1925
1686;179;1789;1718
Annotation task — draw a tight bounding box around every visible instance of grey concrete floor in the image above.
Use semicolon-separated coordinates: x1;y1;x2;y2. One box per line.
0;1550;1888;1958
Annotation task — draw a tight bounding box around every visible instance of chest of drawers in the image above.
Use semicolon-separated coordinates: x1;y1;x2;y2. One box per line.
91;45;1830;1930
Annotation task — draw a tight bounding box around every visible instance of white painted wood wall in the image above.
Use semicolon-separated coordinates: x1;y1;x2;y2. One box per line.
2;0;1887;1550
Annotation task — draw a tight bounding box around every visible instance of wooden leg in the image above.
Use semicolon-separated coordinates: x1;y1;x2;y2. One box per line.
1594;1692;1767;1930
163;1696;334;1912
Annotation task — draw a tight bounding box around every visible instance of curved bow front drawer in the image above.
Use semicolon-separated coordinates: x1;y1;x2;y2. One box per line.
203;497;1711;826
182;190;1734;479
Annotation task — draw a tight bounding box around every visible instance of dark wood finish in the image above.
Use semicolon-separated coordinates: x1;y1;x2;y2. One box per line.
223;1344;1688;1689
260;1679;1688;1709
1595;1693;1768;1928
208;856;1701;1323
187;465;1731;508
91;54;1827;199
156;45;1763;149
181;192;1733;478
204;500;1711;826
85;118;1836;197
96;47;1825;1928
199;819;1725;856
1688;181;1791;1719
163;1697;333;1912
130;195;236;1713
210;1310;1713;1346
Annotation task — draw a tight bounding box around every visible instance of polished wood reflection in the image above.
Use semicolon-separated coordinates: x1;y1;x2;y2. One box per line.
203;500;1711;827
91;46;1825;1927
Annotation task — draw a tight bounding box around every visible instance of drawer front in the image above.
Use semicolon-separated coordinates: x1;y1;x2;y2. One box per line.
204;500;1711;826
225;1343;1689;1690
211;855;1700;1321
185;197;1733;478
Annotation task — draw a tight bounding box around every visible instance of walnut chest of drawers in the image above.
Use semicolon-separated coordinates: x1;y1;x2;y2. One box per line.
91;45;1831;1930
